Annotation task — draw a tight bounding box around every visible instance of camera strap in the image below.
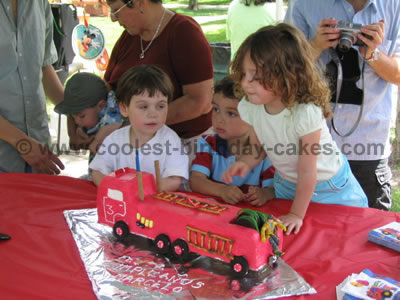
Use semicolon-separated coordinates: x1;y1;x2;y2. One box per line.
329;47;365;137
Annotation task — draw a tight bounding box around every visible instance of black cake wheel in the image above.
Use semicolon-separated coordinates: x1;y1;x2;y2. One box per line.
113;221;129;241
230;256;249;277
171;238;190;262
154;234;171;255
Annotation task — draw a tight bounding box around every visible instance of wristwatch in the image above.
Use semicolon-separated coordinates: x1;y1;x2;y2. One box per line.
365;48;380;63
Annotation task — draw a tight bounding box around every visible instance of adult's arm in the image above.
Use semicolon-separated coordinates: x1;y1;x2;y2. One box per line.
42;65;64;105
367;52;400;84
358;21;400;85
286;3;400;85
166;15;214;126
309;19;400;84
0;116;64;174
166;79;213;125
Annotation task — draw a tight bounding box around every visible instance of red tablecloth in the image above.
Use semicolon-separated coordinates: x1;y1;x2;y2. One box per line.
0;173;399;300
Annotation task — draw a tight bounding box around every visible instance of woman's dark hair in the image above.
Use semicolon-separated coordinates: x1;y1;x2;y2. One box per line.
214;77;237;100
116;65;174;106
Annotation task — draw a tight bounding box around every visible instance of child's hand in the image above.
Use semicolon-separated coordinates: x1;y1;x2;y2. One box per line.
219;185;245;205
246;186;274;207
69;127;94;150
89;136;102;154
278;213;303;235
222;161;250;184
89;123;122;153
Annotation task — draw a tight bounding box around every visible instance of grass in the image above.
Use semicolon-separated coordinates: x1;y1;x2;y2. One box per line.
392;188;400;212
391;164;400;212
89;3;228;49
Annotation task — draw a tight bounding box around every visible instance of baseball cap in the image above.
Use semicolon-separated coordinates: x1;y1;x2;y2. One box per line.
55;72;108;115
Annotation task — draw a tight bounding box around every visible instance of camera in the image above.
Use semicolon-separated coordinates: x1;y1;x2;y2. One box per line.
335;21;370;52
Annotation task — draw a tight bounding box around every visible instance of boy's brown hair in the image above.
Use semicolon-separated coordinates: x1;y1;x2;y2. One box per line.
116;65;174;106
230;23;332;118
214;76;238;100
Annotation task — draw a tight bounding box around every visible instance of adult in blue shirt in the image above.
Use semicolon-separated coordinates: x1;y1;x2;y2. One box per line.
0;0;65;174
285;0;400;210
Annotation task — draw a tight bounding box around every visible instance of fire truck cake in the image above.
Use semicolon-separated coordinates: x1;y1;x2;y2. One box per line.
97;167;285;278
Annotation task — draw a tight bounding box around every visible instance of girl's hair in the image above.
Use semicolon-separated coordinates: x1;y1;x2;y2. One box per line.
116;65;174;106
230;23;332;119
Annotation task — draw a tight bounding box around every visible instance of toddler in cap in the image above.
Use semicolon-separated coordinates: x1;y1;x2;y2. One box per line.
55;72;123;136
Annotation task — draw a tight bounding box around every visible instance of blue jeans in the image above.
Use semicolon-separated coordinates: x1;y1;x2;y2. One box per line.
274;157;368;207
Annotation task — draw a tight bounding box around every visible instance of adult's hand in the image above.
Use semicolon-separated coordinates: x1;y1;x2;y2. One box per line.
310;18;340;59
359;20;385;59
17;136;64;174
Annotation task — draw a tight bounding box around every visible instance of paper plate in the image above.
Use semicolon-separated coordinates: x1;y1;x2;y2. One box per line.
72;24;106;60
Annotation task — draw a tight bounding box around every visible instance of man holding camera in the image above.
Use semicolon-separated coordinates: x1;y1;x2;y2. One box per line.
285;0;400;210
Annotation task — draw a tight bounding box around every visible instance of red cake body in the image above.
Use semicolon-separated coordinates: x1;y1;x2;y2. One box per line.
97;168;283;274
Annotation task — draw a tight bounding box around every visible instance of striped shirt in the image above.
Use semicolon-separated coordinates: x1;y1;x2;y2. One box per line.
191;134;275;193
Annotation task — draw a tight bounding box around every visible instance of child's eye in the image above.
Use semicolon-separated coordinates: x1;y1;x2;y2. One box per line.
139;105;147;110
157;104;166;110
228;112;238;117
212;107;220;113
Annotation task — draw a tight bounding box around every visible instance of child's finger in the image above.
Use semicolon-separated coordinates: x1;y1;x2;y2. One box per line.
246;192;257;202
284;225;294;235
221;171;232;183
239;168;248;178
250;199;260;206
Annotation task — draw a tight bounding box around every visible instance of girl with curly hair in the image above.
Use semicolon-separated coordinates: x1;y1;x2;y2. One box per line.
223;23;367;235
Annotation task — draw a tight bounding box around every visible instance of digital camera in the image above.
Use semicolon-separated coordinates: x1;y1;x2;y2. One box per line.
335;21;368;52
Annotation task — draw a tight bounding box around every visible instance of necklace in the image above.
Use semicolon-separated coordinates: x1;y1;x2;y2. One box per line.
139;8;166;59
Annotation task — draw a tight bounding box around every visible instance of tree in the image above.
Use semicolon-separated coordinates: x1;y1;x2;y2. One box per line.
188;0;199;11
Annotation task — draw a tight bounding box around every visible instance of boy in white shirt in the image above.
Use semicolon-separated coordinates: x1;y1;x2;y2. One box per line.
90;65;189;191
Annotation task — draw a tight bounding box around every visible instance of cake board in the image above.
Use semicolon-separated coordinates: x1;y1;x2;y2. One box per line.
64;208;316;299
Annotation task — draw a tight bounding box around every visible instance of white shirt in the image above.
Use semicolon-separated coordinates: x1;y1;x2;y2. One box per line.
226;0;275;60
90;125;189;180
239;99;342;183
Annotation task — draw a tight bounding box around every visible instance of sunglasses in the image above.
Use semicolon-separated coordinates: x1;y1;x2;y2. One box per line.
110;0;133;19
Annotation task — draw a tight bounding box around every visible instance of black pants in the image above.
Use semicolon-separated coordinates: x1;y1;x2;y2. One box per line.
348;159;392;211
